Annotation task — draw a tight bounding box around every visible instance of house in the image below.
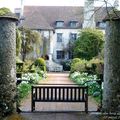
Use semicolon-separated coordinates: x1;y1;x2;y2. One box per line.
15;5;110;64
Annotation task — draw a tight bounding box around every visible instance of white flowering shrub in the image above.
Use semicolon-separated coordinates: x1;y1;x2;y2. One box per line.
70;72;98;85
17;70;47;104
70;72;101;97
22;73;41;84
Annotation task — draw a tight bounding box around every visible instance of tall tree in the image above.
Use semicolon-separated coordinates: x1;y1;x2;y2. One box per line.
73;28;104;60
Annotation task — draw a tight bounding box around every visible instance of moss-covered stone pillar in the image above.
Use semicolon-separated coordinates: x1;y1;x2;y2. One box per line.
0;15;18;118
103;11;120;112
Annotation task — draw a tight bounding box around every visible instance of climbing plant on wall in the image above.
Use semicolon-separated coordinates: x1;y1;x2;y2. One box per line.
19;27;42;61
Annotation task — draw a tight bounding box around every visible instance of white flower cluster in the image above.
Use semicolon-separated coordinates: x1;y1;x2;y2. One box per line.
70;72;99;85
21;73;40;83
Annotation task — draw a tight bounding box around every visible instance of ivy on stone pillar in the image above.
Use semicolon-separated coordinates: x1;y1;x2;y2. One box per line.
103;10;120;113
0;14;18;117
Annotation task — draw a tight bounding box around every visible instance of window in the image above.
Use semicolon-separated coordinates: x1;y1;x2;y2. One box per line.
15;13;20;18
69;51;73;59
69;21;78;27
99;22;106;29
57;33;63;42
56;51;64;59
70;33;77;41
56;21;64;27
96;21;106;29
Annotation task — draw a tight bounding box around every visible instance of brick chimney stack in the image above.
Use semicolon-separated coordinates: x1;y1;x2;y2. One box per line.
83;0;95;28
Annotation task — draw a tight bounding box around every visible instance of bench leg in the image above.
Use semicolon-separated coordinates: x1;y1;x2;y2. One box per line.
85;101;88;113
31;101;35;112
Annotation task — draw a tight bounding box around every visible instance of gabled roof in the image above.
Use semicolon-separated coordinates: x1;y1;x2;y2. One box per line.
21;6;111;30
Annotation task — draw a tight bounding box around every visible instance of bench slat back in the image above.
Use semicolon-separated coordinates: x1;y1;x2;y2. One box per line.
32;85;88;102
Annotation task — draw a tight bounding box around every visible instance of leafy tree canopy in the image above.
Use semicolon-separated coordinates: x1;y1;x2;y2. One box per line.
73;28;104;60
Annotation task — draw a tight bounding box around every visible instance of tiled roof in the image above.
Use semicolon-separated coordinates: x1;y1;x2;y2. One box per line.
21;6;111;30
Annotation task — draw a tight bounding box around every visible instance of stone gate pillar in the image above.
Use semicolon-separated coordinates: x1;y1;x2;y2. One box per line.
103;11;120;112
0;15;18;117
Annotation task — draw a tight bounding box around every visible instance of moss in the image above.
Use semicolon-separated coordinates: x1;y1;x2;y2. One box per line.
0;7;12;16
6;113;25;120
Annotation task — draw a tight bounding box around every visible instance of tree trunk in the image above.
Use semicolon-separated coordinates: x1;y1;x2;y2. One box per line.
103;20;120;112
0;16;17;118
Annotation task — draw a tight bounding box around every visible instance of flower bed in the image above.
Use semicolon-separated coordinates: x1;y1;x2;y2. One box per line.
17;71;46;106
70;72;101;103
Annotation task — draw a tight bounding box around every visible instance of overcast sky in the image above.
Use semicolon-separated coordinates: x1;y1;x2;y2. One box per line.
0;0;118;12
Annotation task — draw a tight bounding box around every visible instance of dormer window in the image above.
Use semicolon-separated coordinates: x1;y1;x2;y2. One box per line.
69;21;78;28
96;21;106;29
14;8;21;18
56;21;64;27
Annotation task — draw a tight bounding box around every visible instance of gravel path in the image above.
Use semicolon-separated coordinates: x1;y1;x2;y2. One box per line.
20;72;99;120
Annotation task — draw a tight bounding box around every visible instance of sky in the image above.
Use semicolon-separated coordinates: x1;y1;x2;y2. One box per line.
0;0;118;12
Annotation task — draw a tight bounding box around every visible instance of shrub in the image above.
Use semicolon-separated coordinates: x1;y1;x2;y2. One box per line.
22;60;34;72
6;113;24;120
16;57;23;64
34;58;46;72
0;7;12;16
88;58;104;76
70;58;87;73
71;58;81;67
70;72;101;103
16;57;23;77
34;58;45;66
17;83;31;100
70;72;98;85
61;60;71;71
73;28;104;60
71;61;86;73
22;72;44;84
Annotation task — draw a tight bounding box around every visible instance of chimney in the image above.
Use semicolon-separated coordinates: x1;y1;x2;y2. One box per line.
83;0;95;28
20;0;24;17
114;0;120;10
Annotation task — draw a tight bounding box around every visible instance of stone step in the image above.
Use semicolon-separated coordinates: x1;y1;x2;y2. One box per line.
46;60;63;72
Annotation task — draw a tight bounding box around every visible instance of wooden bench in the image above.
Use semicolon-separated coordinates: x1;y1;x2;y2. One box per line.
31;85;88;113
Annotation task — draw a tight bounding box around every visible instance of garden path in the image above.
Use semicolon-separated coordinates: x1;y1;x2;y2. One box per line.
20;72;98;111
20;72;99;120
